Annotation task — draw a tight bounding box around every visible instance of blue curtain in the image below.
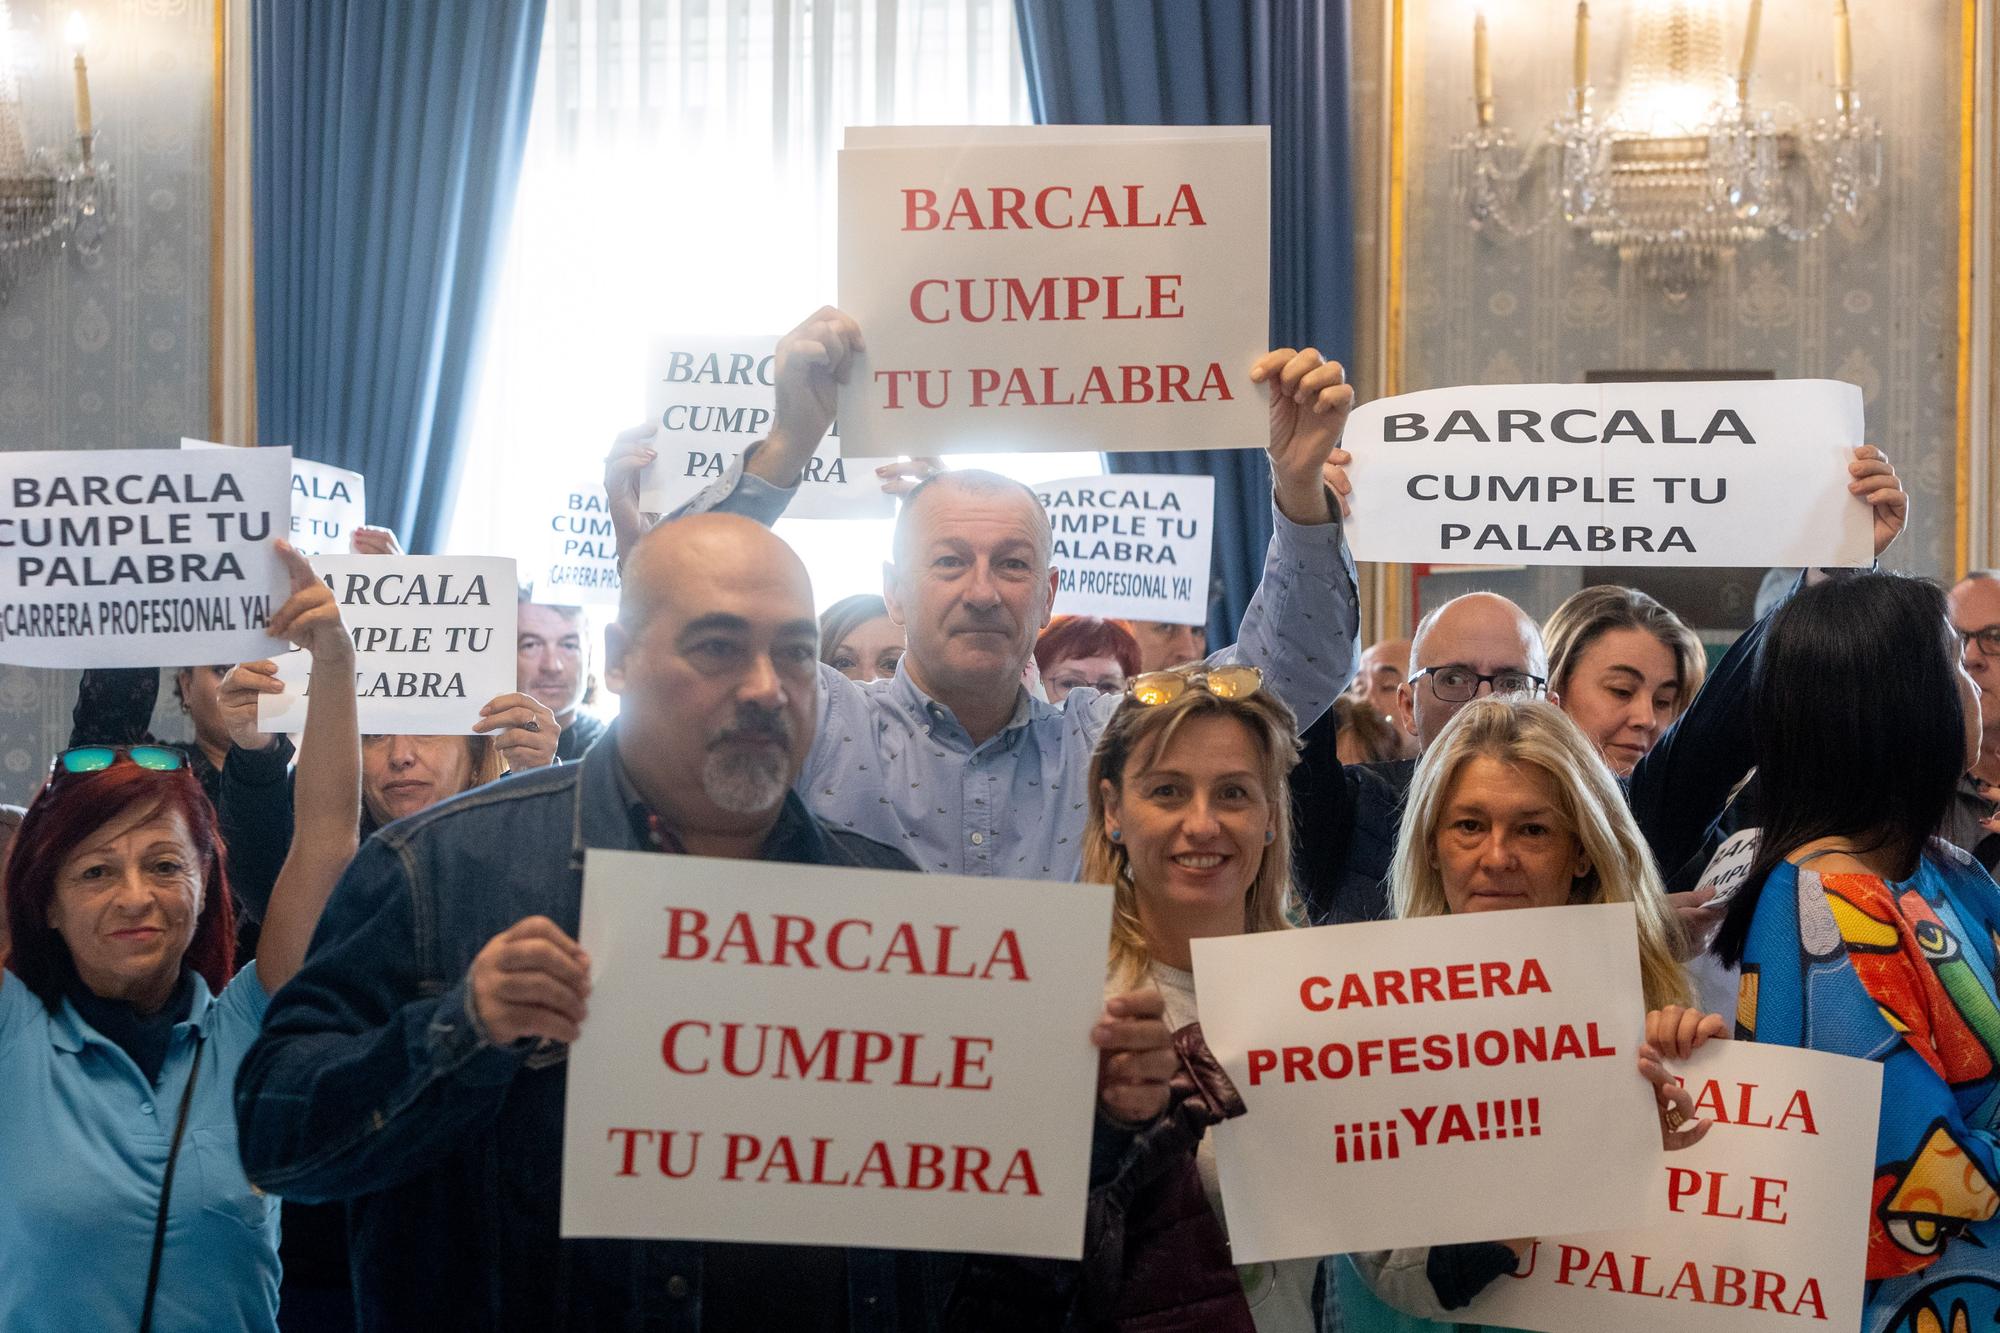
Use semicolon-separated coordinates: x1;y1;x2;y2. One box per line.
1013;0;1355;640
252;0;546;554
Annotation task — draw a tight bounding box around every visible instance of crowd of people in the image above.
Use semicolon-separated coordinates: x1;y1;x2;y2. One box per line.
0;305;1993;1333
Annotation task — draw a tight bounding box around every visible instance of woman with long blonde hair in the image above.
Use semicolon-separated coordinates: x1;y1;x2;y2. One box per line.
1076;663;1319;1330
1391;696;1690;1009
1345;696;1724;1332
1086;665;1302;991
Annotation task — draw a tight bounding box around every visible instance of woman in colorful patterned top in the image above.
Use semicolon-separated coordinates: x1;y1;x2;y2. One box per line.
1714;573;2000;1333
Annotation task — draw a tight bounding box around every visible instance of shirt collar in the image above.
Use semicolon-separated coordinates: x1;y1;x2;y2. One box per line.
49;968;220;1054
887;660;1038;746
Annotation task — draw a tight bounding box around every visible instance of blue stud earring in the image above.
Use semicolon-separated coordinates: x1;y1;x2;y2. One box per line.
1264;829;1276;844
1109;829;1123;842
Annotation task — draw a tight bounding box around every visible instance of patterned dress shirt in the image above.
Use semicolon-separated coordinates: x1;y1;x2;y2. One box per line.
669;457;1361;880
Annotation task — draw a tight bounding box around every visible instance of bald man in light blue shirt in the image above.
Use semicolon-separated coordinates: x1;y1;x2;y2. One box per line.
615;306;1362;880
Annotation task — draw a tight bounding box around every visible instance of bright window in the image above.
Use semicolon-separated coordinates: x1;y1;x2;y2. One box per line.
449;0;1103;615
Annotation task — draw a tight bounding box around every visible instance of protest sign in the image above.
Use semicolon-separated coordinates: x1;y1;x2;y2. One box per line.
182;440;367;556
835;129;1270;458
0;446;291;668
257;555;517;734
561;853;1112;1258
528;481;620;607
846;126;1269;147
1035;473;1213;624
1191;902;1656;1259
1465;1040;1881;1332
640;336;894;520
1340;380;1870;568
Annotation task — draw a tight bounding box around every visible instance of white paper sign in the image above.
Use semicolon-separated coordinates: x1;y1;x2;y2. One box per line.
258;555;518;734
1035;473;1214;624
561;853;1113;1258
846;126;1272;147
1466;1040;1881;1333
1192;902;1656;1259
640;336;893;520
836;129;1270;457
181;439;369;557
529;482;620;607
1340;380;1871;568
0;446;292;667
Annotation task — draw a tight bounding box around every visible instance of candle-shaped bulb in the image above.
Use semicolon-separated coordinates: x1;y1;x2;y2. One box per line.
1572;2;1590;115
1473;3;1494;127
67;11;93;144
1833;0;1854;104
1737;0;1764;101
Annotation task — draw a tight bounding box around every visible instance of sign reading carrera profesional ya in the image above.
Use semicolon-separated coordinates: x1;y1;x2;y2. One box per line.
561;853;1113;1258
1466;1040;1881;1332
181;439;368;557
1191;902;1657;1260
639;337;893;520
258;555;518;735
1034;473;1214;624
529;482;620;607
835;126;1271;457
1340;380;1871;568
0;446;292;667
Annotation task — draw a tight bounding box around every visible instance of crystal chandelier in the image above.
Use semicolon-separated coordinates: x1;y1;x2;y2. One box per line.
1452;0;1881;299
0;2;114;306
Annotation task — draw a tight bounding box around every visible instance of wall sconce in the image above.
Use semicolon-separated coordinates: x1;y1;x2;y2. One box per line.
0;2;114;306
1454;0;1880;299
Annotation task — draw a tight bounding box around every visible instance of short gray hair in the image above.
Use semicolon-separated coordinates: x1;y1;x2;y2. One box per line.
892;470;1053;571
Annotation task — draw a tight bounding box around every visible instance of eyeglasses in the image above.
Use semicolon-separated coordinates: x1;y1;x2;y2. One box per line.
48;745;188;783
1957;625;2000;658
1127;665;1264;706
1410;666;1547;704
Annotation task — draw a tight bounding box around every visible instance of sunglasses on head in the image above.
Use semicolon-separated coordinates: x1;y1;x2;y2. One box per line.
1125;665;1264;707
48;745;189;783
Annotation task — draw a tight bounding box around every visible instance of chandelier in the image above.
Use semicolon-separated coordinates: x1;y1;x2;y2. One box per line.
0;3;113;306
1452;0;1881;298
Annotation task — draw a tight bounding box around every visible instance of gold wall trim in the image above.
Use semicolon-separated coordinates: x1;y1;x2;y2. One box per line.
1374;0;1412;639
208;0;226;443
1958;0;1977;577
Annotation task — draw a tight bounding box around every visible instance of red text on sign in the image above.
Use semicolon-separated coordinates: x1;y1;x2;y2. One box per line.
1245;1022;1616;1085
1684;1079;1819;1135
1299;957;1552;1012
901;183;1206;231
659;1020;994;1090
1537;1244;1826;1319
1666;1168;1791;1225
659;908;1029;981
909;274;1184;324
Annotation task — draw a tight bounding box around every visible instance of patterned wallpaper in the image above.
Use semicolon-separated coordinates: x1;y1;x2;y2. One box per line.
1401;0;1961;621
0;0;213;806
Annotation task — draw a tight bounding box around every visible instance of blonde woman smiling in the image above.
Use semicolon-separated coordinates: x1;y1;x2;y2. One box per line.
1342;696;1724;1332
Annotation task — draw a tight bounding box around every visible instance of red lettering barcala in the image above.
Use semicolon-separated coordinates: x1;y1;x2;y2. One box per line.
660;908;1030;981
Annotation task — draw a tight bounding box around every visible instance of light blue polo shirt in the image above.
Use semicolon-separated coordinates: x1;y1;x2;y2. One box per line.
0;963;280;1333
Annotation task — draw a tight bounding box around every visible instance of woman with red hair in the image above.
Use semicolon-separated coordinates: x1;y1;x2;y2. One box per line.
1035;615;1144;704
0;541;360;1333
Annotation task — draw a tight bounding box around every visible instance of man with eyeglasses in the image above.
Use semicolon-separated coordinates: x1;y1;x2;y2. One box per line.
1294;449;1912;926
604;307;1363;881
1944;571;2000;867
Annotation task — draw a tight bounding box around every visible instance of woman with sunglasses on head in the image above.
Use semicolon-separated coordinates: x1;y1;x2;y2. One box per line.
1713;574;2000;1330
946;663;1305;1330
0;541;359;1333
1085;663;1317;1331
1339;696;1722;1332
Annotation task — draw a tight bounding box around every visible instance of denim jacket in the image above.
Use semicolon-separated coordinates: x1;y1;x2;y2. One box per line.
233;733;959;1332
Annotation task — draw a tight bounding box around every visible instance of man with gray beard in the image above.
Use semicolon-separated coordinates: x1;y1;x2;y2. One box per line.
237;513;1176;1331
